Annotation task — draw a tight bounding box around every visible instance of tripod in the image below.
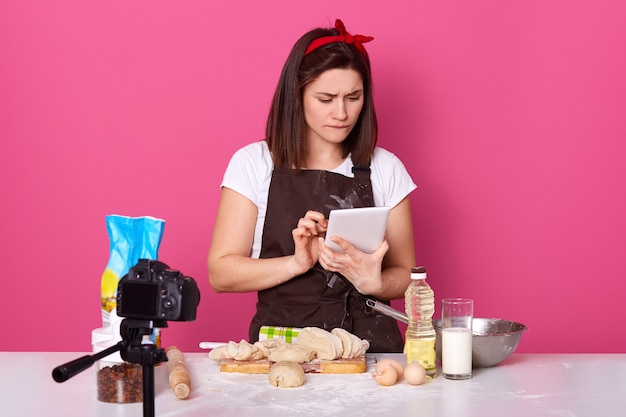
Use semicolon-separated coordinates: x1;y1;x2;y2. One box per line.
52;319;168;417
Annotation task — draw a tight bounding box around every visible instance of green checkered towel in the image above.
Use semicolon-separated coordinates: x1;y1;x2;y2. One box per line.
258;326;302;344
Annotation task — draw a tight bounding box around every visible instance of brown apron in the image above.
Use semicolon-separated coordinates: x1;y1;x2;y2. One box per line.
249;166;404;352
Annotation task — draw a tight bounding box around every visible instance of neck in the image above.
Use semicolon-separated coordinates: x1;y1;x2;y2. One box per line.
303;143;344;170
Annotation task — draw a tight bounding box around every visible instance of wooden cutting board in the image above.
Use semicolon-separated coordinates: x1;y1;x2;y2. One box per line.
220;356;367;374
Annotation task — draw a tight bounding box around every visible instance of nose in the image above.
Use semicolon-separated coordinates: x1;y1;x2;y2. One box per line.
332;100;348;120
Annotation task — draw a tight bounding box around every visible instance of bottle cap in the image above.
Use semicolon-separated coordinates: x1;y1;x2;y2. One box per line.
91;327;113;345
410;266;427;280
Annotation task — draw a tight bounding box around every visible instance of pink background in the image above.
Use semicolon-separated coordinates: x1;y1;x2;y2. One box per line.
2;1;625;354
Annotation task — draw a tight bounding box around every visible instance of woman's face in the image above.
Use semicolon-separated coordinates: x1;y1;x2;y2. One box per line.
302;68;364;147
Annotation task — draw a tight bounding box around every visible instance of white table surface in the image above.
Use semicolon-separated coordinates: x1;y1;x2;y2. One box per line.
2;352;625;417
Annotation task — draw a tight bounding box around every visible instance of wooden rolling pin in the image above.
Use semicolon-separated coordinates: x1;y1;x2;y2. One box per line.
165;346;191;399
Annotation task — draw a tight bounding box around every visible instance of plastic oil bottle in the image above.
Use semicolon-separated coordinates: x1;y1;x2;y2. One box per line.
404;266;437;376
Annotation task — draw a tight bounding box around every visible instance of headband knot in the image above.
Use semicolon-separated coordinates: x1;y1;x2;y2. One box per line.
305;19;374;58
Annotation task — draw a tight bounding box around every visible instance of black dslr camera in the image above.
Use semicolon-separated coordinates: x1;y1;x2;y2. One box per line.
54;259;200;417
117;259;200;322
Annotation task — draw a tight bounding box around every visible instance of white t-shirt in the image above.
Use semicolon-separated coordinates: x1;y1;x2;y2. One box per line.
221;141;417;258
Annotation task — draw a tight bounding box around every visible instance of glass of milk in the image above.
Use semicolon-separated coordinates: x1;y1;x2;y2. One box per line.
441;298;473;380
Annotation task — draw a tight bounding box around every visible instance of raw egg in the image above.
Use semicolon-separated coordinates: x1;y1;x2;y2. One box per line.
375;358;404;380
371;364;399;386
403;362;427;385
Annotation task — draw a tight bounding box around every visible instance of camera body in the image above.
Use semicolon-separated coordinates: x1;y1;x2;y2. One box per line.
117;259;200;322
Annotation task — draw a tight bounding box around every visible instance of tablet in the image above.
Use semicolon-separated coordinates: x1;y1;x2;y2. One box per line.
324;206;391;254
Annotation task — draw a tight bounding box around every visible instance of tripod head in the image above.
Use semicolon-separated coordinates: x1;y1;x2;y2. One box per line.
118;319;168;366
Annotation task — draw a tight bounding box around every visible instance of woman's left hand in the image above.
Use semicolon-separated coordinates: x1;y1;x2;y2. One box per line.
317;236;389;295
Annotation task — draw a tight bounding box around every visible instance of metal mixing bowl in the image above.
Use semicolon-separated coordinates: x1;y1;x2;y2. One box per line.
433;318;528;368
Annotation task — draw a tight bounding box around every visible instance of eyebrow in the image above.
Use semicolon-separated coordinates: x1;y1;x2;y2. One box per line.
315;89;364;97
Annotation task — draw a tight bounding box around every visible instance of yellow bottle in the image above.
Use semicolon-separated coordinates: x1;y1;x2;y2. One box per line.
404;266;437;376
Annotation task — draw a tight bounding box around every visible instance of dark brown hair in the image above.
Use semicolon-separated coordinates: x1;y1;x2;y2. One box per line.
265;26;378;170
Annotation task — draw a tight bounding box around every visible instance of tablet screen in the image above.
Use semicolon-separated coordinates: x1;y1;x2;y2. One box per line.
324;206;390;254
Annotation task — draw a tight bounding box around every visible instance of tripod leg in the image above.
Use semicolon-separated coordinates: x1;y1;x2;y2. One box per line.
142;364;155;417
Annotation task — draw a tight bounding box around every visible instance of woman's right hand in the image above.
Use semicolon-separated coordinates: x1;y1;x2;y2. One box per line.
290;210;328;276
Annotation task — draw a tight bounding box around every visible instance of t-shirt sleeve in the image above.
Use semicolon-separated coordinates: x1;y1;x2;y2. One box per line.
370;148;417;208
220;142;272;208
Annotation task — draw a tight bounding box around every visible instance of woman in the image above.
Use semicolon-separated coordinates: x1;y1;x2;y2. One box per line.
208;19;416;352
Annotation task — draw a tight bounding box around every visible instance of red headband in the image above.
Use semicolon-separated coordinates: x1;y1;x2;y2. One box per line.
304;19;374;58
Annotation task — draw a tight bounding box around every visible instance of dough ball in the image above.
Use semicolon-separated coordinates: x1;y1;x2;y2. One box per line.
253;338;286;357
268;361;306;388
229;339;265;361
209;339;267;361
226;341;239;358
331;328;370;358
296;327;343;360
208;345;229;361
268;344;316;363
